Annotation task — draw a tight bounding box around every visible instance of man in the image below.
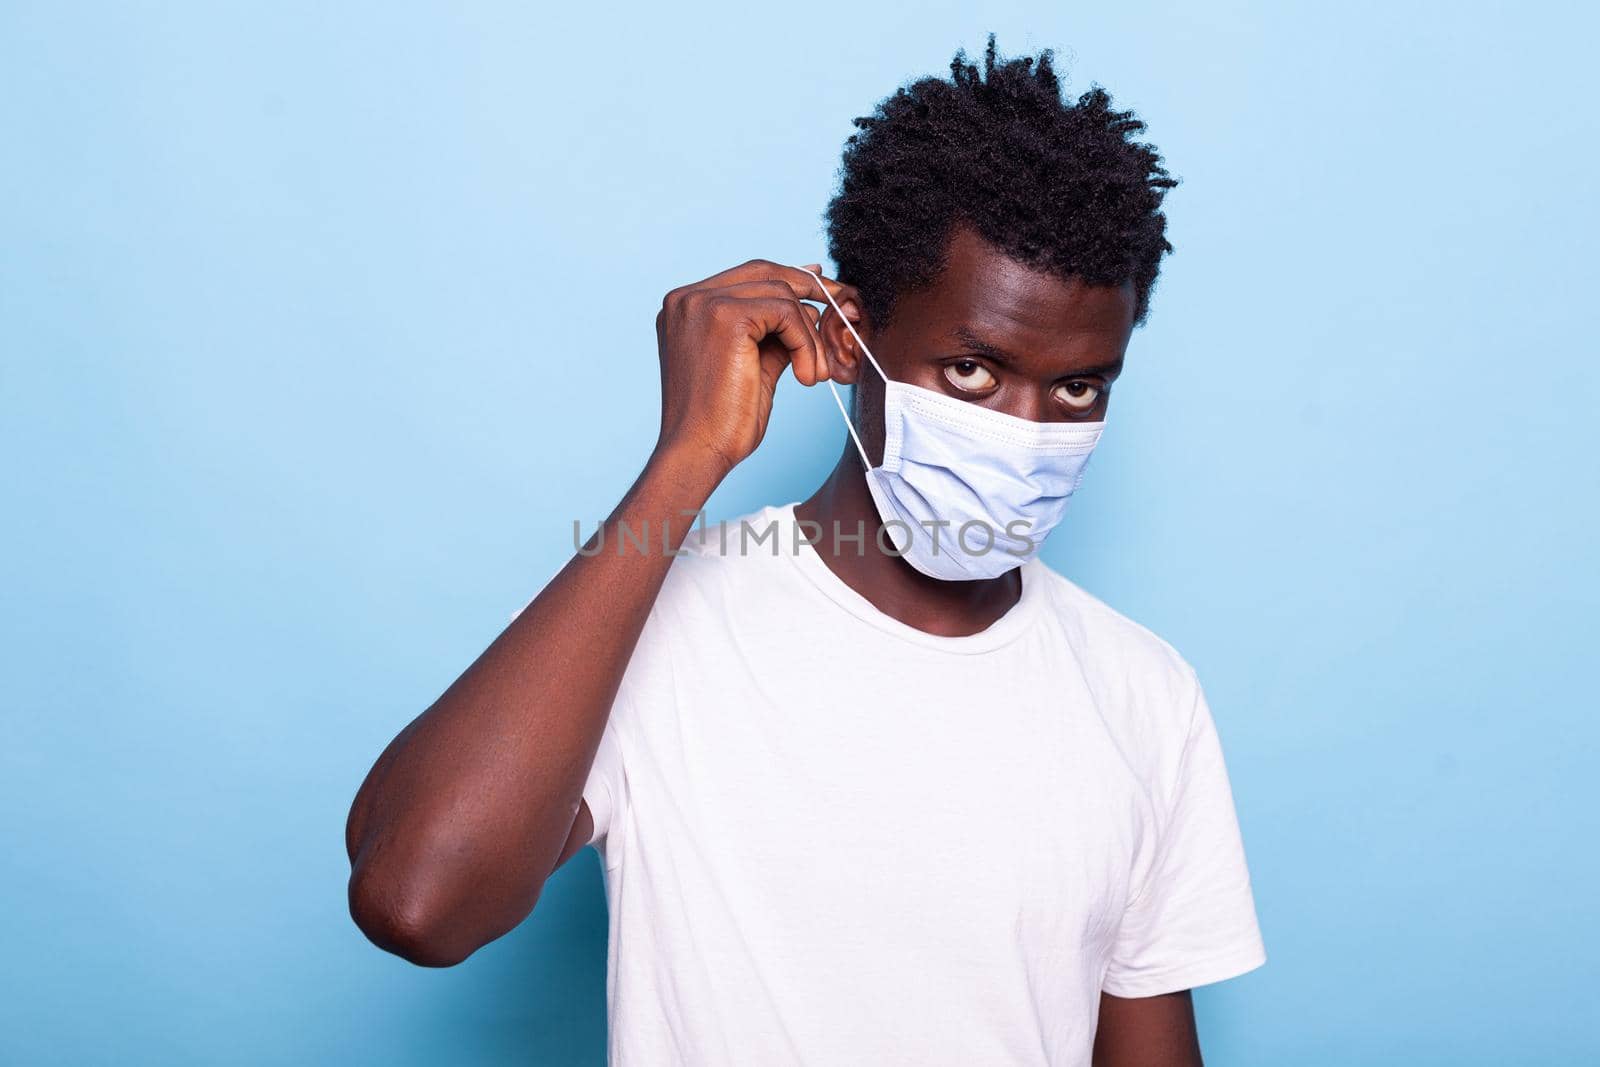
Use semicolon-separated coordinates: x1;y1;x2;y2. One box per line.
346;38;1265;1066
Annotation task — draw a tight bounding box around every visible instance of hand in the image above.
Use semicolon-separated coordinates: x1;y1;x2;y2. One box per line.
653;259;861;477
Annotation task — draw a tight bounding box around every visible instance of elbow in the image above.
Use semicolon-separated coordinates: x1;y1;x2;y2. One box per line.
347;862;479;968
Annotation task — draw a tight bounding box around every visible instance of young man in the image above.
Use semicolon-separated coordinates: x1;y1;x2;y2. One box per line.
347;40;1264;1066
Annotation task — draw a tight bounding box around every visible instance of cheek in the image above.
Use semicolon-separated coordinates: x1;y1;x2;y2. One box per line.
998;385;1055;423
849;376;890;459
869;346;933;389
907;363;954;393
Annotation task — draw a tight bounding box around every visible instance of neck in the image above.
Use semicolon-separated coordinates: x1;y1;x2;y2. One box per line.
794;444;1024;638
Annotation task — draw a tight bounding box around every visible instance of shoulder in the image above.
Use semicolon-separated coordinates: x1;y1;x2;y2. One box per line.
1029;561;1198;689
673;505;793;564
1026;560;1205;755
642;504;803;622
610;505;802;713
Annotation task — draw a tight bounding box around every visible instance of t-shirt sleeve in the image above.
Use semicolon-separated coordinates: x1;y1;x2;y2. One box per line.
576;598;677;869
1102;678;1266;998
581;716;627;865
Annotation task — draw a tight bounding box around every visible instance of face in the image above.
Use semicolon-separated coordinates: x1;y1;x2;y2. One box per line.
827;225;1138;460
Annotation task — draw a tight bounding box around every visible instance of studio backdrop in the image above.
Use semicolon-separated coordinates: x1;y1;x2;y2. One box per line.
2;2;1595;1064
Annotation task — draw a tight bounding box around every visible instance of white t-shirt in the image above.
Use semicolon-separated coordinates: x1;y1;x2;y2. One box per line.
580;503;1264;1066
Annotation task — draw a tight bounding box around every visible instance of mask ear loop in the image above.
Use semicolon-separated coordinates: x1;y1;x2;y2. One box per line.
797;266;887;471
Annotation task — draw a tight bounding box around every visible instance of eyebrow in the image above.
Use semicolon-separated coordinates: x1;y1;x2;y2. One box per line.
949;326;1125;379
950;326;1018;365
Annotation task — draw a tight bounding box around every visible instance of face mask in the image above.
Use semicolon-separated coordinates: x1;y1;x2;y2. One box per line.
799;268;1105;582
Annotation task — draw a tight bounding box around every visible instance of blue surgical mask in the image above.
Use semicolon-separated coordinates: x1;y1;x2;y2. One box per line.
801;268;1105;582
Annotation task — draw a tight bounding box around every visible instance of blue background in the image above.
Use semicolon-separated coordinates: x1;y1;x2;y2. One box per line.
3;2;1595;1064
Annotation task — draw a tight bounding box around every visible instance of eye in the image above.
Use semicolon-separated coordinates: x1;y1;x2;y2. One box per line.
1053;380;1102;413
943;359;997;393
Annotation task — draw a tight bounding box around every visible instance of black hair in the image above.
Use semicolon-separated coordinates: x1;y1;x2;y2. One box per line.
825;36;1177;328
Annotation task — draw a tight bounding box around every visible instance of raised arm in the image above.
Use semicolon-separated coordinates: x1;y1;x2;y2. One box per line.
344;260;857;967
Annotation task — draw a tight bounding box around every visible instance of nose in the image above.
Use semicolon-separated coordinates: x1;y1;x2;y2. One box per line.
1001;385;1056;424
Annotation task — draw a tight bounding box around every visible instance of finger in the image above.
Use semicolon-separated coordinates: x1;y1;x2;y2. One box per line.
701;283;831;385
768;295;830;387
789;265;862;322
689;258;857;316
803;303;833;384
728;296;826;389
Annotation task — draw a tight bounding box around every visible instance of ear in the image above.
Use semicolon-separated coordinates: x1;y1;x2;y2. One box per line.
819;300;869;385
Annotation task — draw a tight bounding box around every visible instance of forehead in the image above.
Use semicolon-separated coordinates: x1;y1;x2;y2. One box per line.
884;226;1137;372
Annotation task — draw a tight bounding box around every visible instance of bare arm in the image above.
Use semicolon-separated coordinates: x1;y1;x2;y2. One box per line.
345;260;859;966
1093;990;1204;1067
